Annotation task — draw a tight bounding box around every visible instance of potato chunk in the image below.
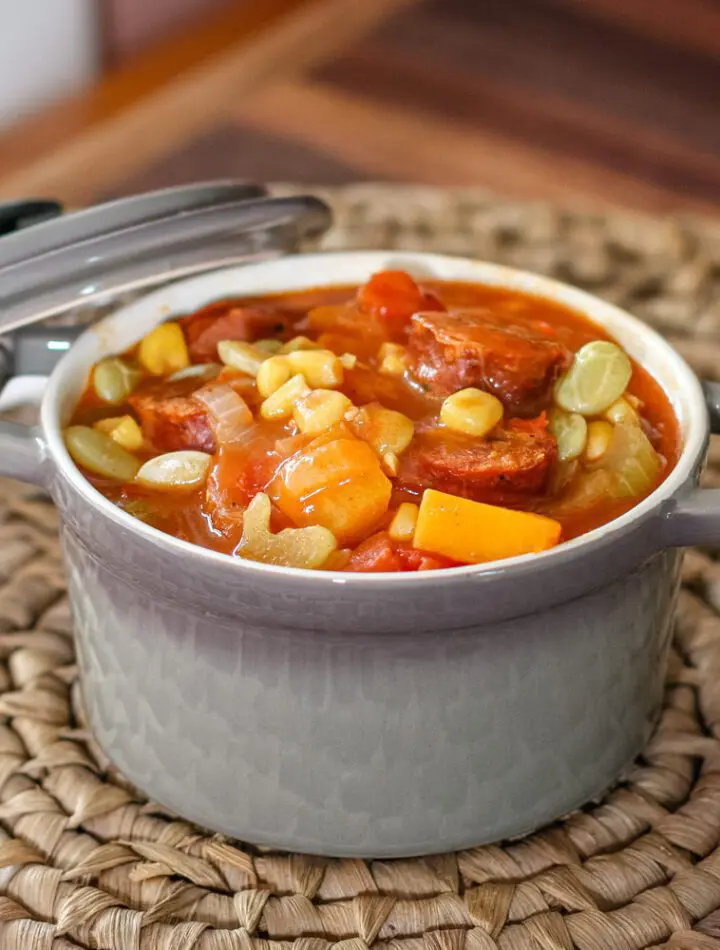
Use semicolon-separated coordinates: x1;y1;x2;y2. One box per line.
271;438;392;544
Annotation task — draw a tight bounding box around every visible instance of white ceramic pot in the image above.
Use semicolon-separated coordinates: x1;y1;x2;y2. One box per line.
0;251;714;857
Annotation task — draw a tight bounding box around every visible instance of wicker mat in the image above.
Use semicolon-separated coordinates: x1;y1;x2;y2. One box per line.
2;185;720;949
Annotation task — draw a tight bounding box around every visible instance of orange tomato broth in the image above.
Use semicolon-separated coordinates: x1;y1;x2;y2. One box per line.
70;278;680;567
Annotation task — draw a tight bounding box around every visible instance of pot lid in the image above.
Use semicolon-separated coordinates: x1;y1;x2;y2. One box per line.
0;182;332;335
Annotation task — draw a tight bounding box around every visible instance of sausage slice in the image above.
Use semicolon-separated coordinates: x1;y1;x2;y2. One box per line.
408;309;571;413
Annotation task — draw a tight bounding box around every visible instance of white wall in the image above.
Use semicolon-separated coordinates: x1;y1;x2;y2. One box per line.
0;0;100;129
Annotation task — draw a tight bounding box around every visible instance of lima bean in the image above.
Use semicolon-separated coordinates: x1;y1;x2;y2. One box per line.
136;451;212;492
93;359;142;404
548;408;587;462
64;426;140;480
555;341;632;416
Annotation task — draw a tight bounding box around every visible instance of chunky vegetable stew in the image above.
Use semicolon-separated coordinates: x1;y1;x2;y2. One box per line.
65;270;679;572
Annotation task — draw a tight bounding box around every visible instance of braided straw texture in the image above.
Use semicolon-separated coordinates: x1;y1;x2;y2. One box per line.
1;185;720;949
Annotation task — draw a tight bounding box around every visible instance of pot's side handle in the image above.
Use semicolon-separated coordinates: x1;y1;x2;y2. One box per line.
0;199;62;486
661;380;720;547
0;422;46;486
702;381;720;434
0;374;48;486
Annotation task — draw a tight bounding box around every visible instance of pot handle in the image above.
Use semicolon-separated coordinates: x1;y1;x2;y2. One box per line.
0;323;83;486
661;381;720;547
0;373;48;486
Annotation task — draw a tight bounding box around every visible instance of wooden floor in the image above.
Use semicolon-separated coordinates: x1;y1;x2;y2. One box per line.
1;0;719;215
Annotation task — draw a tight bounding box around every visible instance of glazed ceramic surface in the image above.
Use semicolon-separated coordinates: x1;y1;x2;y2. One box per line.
0;251;716;856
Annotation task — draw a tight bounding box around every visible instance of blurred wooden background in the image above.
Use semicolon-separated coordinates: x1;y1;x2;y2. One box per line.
0;0;718;214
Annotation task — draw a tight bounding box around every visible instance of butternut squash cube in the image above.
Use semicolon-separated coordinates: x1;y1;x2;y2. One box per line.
414;489;561;564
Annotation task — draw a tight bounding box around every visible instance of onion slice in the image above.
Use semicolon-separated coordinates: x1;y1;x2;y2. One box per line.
194;382;253;445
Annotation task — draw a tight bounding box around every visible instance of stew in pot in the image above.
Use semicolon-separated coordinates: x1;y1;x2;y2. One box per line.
65;270;679;571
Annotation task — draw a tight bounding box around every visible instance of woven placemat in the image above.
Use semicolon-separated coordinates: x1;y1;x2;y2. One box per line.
2;185;720;950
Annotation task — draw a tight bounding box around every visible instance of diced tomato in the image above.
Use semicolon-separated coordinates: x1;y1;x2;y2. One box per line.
357;270;442;325
420;289;446;313
206;441;279;531
395;546;459;572
345;535;458;573
345;532;402;572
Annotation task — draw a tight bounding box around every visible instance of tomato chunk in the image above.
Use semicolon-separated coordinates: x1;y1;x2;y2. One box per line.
395;546;459;571
357;270;443;325
345;532;402;572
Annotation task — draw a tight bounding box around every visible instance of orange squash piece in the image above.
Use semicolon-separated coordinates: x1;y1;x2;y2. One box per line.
413;489;561;564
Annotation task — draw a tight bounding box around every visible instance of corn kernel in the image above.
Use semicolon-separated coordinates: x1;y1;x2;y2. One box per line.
389;502;419;542
286;349;343;388
254;338;283;355
257;355;292;397
625;393;642;410
378;342;409;376
293;389;353;434
339;352;357;369
281;335;320;353
440;388;503;437
585;420;614;461
260;374;311;420
138;322;190;376
605;397;640;426
217;340;265;376
382;451;400;476
94;415;144;452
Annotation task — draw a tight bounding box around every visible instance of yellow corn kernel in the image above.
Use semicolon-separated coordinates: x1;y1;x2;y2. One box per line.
339;352;357;370
94;415;144;452
260;374;311;420
281;335;321;353
440;388;504;437
254;338;283;355
217;340;265;376
605;397;640;426
389;502;419;542
625;393;642;410
382;451;400;477
350;403;414;456
585;420;614;461
138;322;190;376
286;349;344;388
293;389;353;435
257;355;292;397
378;342;409;376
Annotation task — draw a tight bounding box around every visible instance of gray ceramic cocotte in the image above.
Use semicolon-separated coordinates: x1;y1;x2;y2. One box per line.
0;186;718;857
